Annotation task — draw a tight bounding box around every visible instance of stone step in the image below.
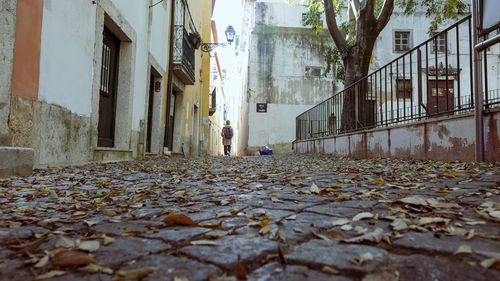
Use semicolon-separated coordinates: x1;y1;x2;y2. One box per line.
0;146;34;177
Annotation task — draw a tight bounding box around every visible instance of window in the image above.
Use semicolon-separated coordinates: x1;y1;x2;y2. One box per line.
432;33;447;53
305;66;322;77
396;79;412;99
394;31;411;52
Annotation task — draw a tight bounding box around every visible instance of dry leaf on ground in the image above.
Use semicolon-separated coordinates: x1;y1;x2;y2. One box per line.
162;213;198;226
51;250;98;266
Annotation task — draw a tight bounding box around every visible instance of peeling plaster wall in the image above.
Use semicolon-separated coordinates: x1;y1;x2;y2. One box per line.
0;0;17;146
295;110;500;162
247;1;336;153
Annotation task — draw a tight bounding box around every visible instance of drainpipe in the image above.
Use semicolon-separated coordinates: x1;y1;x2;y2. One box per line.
472;0;484;162
164;0;175;152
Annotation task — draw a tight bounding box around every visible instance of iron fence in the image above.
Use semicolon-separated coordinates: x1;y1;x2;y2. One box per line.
296;15;500;141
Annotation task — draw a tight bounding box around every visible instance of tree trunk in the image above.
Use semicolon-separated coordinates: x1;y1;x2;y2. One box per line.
340;48;372;133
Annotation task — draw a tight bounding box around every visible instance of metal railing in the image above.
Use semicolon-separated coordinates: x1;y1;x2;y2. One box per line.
296;15;500;141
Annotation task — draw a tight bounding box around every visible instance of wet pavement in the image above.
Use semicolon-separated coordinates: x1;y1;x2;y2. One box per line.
0;154;499;281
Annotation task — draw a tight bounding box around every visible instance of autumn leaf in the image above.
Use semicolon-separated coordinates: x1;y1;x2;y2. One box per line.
162;213;198;226
51;250;98;266
112;267;157;281
233;255;247;280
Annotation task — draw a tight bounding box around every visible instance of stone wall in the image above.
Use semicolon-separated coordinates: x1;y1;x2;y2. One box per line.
0;0;17;146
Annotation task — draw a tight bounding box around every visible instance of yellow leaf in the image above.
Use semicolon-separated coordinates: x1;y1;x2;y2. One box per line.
190;240;217;246
112;267;157;281
436;189;451;193
259;226;270;234
216;211;232;218
162;213;198;226
372;179;385;185
36;270;66;280
447;172;466;178
199;221;221;228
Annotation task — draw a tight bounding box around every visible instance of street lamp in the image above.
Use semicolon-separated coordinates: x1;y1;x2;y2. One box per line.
201;25;236;52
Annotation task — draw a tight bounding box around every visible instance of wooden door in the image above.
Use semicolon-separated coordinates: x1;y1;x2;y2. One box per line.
97;29;119;147
427;80;454;115
146;75;154;153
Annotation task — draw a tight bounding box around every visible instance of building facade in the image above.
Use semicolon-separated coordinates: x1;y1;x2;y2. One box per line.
0;0;214;172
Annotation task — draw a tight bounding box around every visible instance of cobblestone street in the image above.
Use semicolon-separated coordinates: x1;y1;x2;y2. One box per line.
1;154;499;281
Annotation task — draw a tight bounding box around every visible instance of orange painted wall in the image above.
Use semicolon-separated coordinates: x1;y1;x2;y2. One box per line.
11;0;44;100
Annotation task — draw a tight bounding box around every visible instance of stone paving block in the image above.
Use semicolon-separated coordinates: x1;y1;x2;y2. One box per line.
94;236;171;267
179;235;278;271
285;239;388;275
117;254;222;281
247;262;353;281
0;258;32;281
43;273;111;281
0;147;34;177
397;255;500;281
392;231;500;257
143;226;210;243
91;221;153;236
304;205;361;218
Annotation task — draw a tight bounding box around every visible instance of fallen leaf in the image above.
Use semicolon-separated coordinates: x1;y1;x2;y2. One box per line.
200;221;222;228
55;236;75;248
51;250;98;266
79;264;114;274
190;240;217;246
372;179;385;185
418;217;451;225
344;228;384;243
293;227;304;233
174;277;189;281
310;183;320;194
480;258;498;269
78;240;100;252
102;210;117;217
233;255;247;280
390;219;409;232
205;230;228;238
84;220;98;226
103;234;115;245
332;218;350;226
321;266;339;275
351;252;373;266
49;190;58;199
162;213;198;226
34;255;50;268
217;212;232;218
285;214;296;220
455;245;472;254
312;230;331;241
352;212;374;222
112;267;157;281
341;224;353;231
259;226;270;235
36;270;66;280
220;200;230;206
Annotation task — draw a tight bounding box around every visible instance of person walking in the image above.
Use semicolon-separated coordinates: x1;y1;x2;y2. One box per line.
221;120;233;156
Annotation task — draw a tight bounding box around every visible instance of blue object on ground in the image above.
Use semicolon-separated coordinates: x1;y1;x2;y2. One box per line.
260;149;273;155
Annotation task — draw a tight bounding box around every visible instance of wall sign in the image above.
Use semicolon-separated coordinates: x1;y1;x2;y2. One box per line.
256;103;267;113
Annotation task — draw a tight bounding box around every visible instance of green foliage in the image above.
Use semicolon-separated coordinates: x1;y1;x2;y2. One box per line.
397;0;468;34
289;0;469;83
324;46;345;83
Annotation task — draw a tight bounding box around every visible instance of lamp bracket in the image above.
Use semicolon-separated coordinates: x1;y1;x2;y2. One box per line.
201;43;230;52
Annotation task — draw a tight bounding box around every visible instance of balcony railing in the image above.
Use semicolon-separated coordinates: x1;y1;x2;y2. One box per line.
296;15;500;141
172;0;196;85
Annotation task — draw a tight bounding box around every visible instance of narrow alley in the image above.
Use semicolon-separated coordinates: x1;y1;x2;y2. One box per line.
1;155;499;281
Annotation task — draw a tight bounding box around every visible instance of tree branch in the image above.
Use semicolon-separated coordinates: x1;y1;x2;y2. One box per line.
323;0;347;50
376;0;394;33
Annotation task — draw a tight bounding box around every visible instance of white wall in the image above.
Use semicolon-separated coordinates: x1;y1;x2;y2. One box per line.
38;0;97;116
112;0;150;131
149;0;170;71
248;103;313;147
